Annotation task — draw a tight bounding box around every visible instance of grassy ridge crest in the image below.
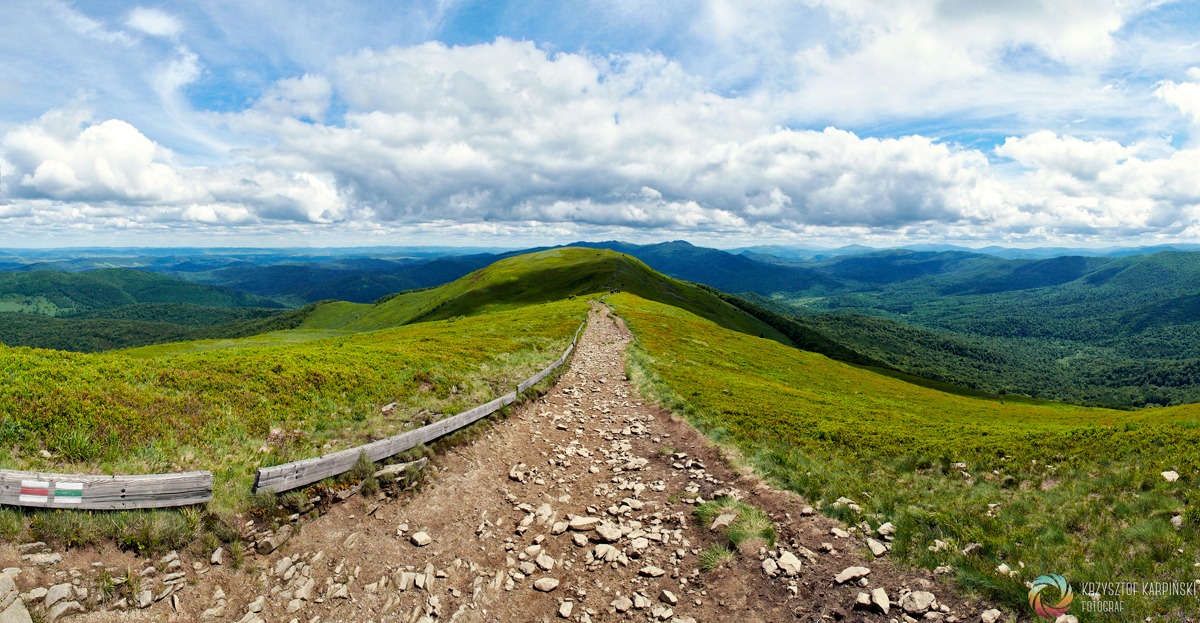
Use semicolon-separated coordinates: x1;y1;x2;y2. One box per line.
297;247;791;343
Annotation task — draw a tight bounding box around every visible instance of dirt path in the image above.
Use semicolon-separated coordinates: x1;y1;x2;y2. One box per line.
2;303;1000;623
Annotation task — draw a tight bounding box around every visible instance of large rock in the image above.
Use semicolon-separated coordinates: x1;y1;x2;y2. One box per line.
20;553;60;567
410;532;432;547
638;565;666;578
1162;470;1180;482
834;566;871;584
533;578;560;592
0;600;32;623
709;513;737;531
0;575;33;623
569;516;600;531
871;588;890;615
866;538;888;557
45;601;82;622
980;609;1003;623
900;590;937;615
594;523;622;543
256;524;293;555
776;551;803;576
43;584;73;609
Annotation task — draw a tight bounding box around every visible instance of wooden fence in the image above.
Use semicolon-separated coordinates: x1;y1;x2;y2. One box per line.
0;321;585;508
252;321;585;494
0;469;213;510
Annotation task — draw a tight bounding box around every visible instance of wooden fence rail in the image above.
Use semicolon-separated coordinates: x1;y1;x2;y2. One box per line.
0;320;585;509
253;321;585;494
0;469;212;510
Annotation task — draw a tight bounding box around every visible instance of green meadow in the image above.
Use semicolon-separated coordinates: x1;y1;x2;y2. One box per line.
610;293;1200;621
0;299;587;511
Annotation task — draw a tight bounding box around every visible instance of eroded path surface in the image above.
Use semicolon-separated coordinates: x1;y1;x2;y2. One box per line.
3;304;998;623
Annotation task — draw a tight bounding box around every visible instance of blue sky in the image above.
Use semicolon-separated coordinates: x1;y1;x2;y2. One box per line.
2;1;1200;248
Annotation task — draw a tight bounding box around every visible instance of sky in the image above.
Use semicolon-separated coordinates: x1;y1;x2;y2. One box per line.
3;1;1200;249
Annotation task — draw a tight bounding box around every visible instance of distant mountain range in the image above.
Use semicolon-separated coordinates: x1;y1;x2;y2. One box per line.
729;242;1200;260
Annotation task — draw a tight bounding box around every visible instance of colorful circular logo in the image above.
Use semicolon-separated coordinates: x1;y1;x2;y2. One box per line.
1029;574;1074;619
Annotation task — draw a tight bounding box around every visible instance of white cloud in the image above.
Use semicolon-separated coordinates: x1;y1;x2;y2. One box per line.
4;110;188;202
126;7;183;39
0;107;347;227
690;0;1160;130
4;28;1200;245
253;75;333;122
995;131;1131;181
213;40;1005;235
1156;67;1200;124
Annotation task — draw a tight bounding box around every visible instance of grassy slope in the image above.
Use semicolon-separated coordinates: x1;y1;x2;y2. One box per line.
312;247;789;341
0;299;587;510
610;293;1200;621
784;251;1200;408
136;247;788;356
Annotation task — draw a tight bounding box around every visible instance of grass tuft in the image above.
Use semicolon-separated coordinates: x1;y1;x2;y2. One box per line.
699;543;735;572
695;497;777;567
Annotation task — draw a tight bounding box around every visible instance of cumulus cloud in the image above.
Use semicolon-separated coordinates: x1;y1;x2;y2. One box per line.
995;131;1131;181
1156;67;1200;124
4;29;1200;245
739;0;1153;128
993;131;1200;236
3;108;187;202
0;106;347;227
215;39;998;235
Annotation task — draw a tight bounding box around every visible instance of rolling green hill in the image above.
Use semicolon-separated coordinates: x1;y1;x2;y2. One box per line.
782;250;1200;407
610;292;1200;621
297;247;791;343
0;270;292;352
567;240;840;294
0;268;281;315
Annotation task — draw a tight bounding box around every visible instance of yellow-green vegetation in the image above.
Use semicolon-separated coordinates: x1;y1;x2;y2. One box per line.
611;293;1200;621
299;248;789;341
0;299;587;511
694;497;776;571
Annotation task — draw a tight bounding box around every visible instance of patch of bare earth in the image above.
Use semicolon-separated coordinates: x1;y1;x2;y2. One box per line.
1;303;1003;623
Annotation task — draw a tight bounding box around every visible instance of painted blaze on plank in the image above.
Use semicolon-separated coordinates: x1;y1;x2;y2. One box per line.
19;479;84;504
1;469;213;509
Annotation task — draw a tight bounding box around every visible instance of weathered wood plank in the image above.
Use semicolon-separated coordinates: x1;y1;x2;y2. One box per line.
518;360;560;393
0;469;212;510
253;320;585;494
253;391;520;494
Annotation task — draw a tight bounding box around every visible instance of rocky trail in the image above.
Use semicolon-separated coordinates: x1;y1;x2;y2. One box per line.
1;303;1006;623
